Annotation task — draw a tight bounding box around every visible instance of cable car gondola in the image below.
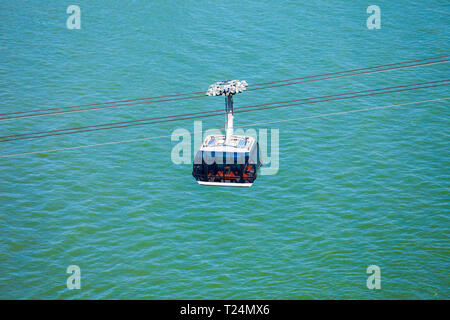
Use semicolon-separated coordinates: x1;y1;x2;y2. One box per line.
192;80;262;187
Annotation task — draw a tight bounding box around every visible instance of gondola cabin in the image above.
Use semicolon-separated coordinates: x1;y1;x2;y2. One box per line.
193;134;261;187
193;79;261;187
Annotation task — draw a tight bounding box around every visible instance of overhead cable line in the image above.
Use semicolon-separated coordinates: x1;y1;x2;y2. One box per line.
246;59;449;92
0;91;204;117
246;54;450;87
1;56;449;121
1;54;447;117
1;97;447;159
1;79;447;141
0;81;448;143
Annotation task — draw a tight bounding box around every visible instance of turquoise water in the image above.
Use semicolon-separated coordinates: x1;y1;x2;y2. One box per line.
0;1;449;299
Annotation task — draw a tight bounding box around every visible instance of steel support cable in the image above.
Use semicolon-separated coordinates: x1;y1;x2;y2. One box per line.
0;97;448;159
235;83;449;114
0;82;448;143
246;59;450;92
0;91;205;117
0;95;206;121
1;54;448;117
1;79;448;140
246;54;450;87
1;57;449;121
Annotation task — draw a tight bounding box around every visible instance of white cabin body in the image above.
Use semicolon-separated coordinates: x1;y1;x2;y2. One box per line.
193;134;261;187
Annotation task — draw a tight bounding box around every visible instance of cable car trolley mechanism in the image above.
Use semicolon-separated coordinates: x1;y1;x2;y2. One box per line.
192;80;261;187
